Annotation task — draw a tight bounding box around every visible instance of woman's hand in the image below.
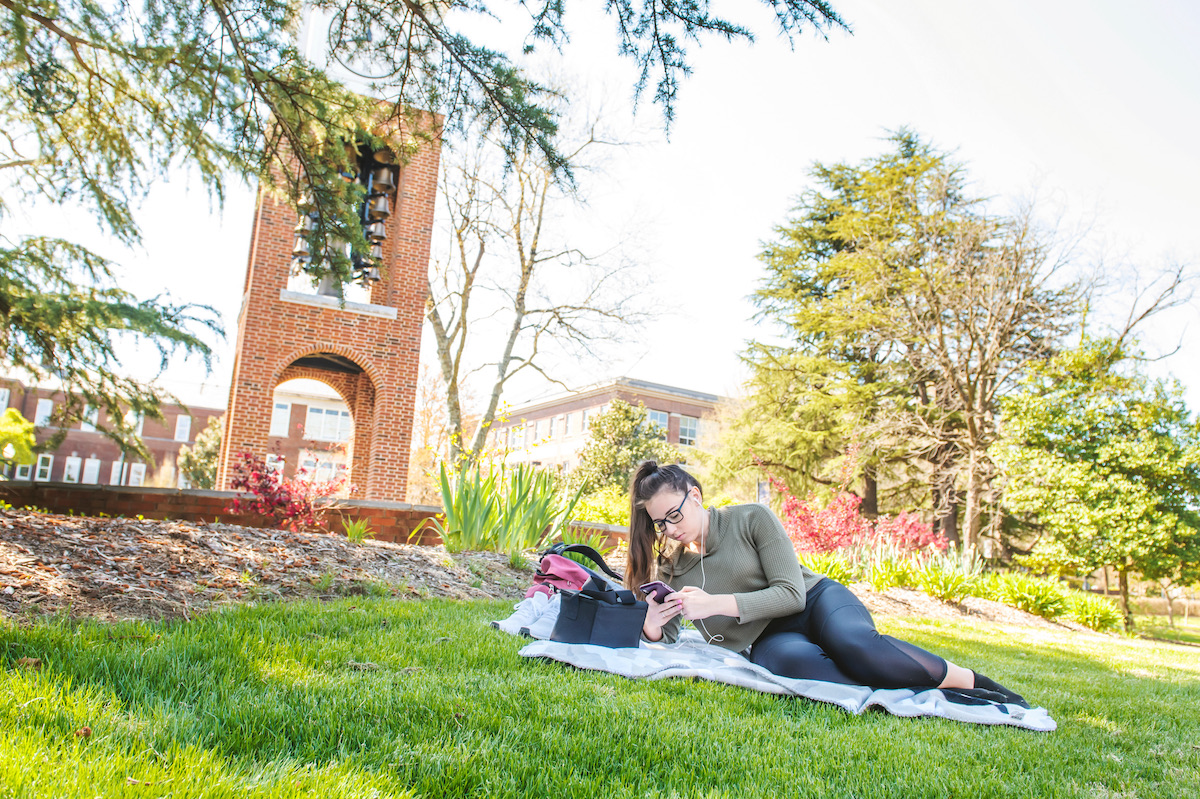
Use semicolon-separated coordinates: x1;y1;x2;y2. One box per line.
642;595;682;642
672;587;739;622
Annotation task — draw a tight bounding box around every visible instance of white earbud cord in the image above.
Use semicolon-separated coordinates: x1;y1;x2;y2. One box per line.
694;508;723;645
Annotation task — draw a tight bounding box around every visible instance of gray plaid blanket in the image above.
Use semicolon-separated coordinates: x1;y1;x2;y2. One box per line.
516;629;1056;732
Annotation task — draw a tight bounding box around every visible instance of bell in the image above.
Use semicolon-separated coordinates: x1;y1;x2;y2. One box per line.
367;265;381;282
290;256;311;273
370;242;384;260
324;237;348;259
317;275;339;297
371;166;395;193
372;147;396;164
292;236;311;258
366;220;387;241
294;214;317;233
368;195;390;220
296;192;316;213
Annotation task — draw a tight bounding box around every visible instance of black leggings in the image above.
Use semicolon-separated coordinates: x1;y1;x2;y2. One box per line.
749;578;948;689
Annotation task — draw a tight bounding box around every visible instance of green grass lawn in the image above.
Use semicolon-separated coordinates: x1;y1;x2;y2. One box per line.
1136;614;1200;646
3;599;1198;798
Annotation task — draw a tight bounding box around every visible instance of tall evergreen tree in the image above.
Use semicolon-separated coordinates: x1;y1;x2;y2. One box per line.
728;131;1082;553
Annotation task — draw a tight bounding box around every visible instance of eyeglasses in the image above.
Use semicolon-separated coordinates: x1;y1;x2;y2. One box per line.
650;493;689;533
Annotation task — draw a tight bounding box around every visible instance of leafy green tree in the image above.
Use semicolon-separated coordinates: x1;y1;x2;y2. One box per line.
996;340;1200;629
2;0;845;455
177;415;224;490
0;407;36;473
573;399;682;493
727;131;1082;552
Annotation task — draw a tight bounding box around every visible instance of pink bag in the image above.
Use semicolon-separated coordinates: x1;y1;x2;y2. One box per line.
525;543;626;598
532;554;592;592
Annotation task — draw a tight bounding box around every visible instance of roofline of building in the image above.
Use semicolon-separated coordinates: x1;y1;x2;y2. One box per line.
502;376;726;420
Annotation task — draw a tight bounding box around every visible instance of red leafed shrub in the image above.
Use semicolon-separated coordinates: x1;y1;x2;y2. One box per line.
874;510;948;553
762;472;947;556
227;451;346;531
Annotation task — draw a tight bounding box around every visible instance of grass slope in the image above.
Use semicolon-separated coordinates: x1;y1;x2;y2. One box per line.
2;599;1198;798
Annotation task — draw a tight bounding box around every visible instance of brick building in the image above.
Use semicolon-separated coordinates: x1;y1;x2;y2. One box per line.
0;377;223;487
0;375;367;490
490;377;725;471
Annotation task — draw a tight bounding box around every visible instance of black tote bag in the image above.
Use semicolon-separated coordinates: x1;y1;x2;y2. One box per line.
550;577;648;648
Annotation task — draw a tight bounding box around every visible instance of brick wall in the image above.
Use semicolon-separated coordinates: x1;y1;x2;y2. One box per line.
0;481;632;551
0;481;445;545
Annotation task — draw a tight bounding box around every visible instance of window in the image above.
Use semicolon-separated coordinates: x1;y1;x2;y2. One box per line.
305;406;351;441
534;419;543;440
174;414;192;442
564;413;573;436
310;460;342;484
678;415;699;446
265;454;285;474
0;387;10;409
35;453;54;481
110;461;126;485
82;458;101;484
647;410;669;438
63;455;82;483
548;416;558;438
128;463;146;487
581;409;591;430
80;406;99;432
124;410;143;435
269;402;291;436
35;398;54;426
523;424;534;449
16;464;31;480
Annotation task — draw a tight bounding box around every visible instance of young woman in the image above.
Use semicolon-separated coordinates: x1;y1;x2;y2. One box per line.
626;461;1028;705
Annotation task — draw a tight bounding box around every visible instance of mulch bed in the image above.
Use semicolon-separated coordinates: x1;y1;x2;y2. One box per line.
0;507;529;623
1;507;1086;632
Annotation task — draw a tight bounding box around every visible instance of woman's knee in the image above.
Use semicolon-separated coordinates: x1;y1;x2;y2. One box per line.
751;633;857;684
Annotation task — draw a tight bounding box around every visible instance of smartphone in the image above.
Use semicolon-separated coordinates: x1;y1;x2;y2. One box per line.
639;580;676;603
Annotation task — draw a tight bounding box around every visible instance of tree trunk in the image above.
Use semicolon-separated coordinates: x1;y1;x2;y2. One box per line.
861;470;878;517
933;476;960;548
1119;567;1133;631
962;450;985;559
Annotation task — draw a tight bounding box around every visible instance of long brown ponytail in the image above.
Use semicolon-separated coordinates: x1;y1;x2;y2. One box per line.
625;460;702;592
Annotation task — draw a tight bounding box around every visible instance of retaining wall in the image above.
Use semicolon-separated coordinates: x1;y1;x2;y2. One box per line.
0;481;631;550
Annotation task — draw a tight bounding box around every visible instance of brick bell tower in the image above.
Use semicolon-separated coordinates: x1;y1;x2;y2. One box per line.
216;123;440;501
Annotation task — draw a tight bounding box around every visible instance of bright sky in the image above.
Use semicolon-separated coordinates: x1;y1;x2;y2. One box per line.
17;0;1199;413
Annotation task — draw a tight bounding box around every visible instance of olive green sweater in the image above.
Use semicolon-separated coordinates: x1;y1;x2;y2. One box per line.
654;503;825;652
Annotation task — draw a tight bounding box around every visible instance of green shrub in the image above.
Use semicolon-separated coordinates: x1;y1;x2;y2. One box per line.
868;552;917;591
916;550;982;604
342;518;375;543
557;526;619;560
417;463;580;556
798;550;855;585
572;485;630;526
1066;591;1123;632
496;464;583;556
418;466;501;552
994;573;1068;619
